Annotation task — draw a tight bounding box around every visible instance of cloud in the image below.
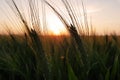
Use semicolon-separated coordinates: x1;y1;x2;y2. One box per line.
117;0;120;2
85;5;103;14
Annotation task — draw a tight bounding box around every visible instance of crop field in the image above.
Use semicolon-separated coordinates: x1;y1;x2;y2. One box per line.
0;34;120;80
0;0;120;80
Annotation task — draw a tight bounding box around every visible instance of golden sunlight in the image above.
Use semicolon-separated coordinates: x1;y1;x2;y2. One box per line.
46;14;68;35
48;24;61;35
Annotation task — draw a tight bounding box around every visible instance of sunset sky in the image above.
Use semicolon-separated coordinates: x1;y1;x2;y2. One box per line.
0;0;120;35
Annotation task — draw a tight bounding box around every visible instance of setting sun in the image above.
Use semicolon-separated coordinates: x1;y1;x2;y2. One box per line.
49;25;61;35
46;13;68;35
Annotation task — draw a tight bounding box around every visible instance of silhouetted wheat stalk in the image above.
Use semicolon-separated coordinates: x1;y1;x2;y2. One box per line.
44;0;88;64
7;0;49;79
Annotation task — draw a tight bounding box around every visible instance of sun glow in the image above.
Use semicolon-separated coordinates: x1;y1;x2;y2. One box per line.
49;25;61;35
46;14;68;35
46;6;98;36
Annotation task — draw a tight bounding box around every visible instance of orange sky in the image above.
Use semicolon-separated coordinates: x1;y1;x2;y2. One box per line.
0;0;120;35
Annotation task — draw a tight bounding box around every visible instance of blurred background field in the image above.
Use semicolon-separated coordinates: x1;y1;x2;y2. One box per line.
0;34;120;80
